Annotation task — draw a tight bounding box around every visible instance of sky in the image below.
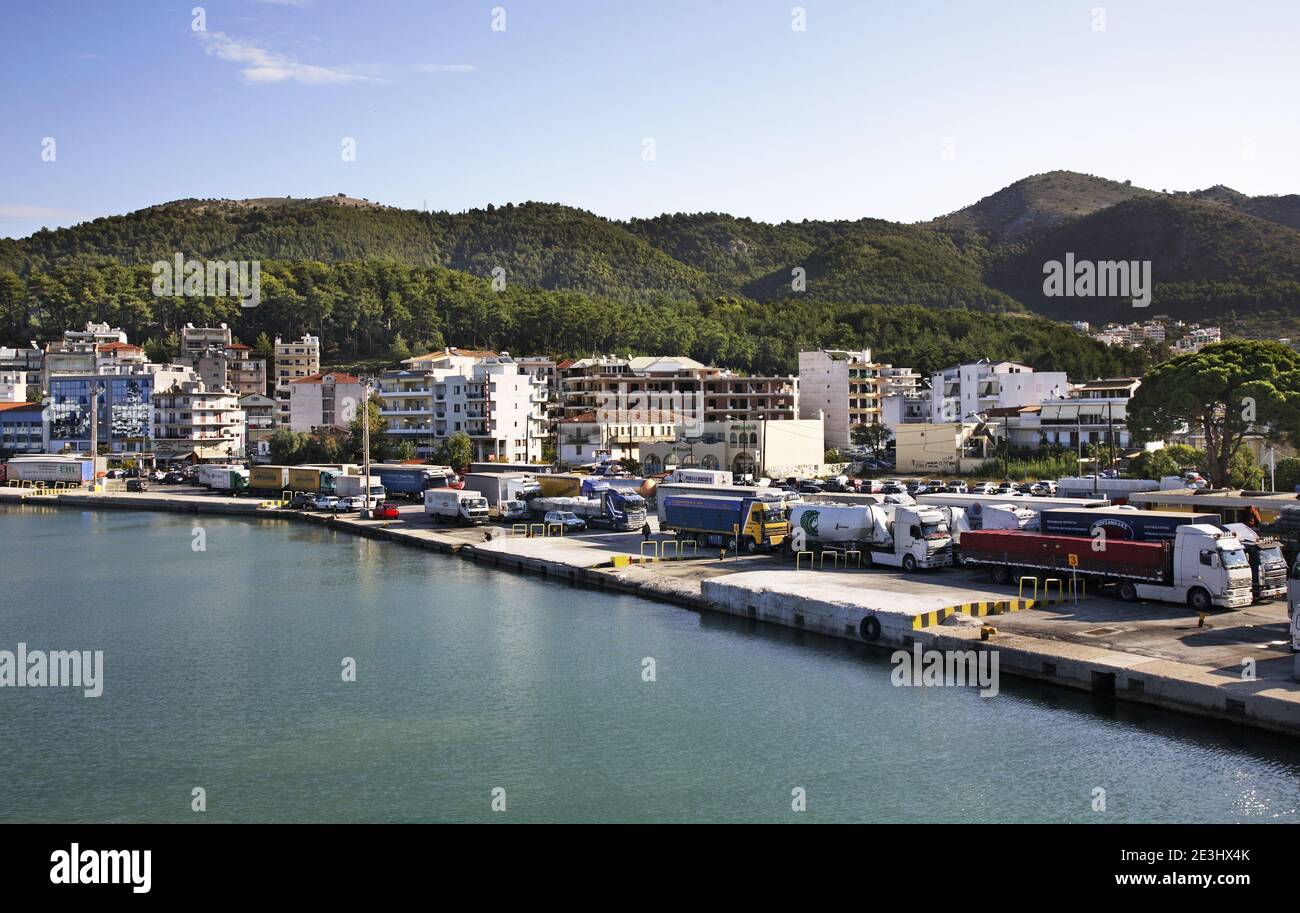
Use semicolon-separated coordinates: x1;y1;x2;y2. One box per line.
1;0;1297;238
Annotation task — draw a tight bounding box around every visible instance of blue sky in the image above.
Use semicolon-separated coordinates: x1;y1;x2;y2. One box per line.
2;0;1297;238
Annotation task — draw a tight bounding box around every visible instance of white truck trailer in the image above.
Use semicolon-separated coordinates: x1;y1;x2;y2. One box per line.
424;489;490;525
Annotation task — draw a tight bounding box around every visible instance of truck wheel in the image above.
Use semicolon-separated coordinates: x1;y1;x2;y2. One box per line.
861;550;874;568
743;537;757;554
952;548;965;568
1117;581;1138;602
1188;588;1212;612
991;565;1011;585
902;554;918;572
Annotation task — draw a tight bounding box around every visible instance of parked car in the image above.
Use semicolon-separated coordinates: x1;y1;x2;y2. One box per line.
310;495;340;511
372;502;401;520
163;472;185;484
543;510;586;533
287;492;315;509
881;483;907;495
337;496;367;512
797;482;824;494
126;478;148;492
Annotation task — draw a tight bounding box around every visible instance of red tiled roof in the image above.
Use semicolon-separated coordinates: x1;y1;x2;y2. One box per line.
97;342;142;352
226;343;251;350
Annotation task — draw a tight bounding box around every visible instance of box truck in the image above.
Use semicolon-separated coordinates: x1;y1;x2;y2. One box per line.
660;493;788;552
197;464;249;492
366;464;457;500
960;526;1254;610
286;466;344;494
249;465;291;493
787;502;952;571
424;489;490;525
334;475;386;503
463;472;538;508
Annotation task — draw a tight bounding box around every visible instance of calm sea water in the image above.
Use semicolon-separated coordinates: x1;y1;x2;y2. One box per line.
2;504;1299;823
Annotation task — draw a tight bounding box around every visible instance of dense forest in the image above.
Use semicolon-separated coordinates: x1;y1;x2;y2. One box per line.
0;258;1145;379
2;169;1295;374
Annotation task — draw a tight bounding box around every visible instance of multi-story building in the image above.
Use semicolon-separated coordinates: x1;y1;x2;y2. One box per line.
798;349;920;450
179;326;266;397
1173;326;1222;353
560;355;798;426
0;345;44;393
239;394;278;463
45;364;195;454
152;380;243;461
273;334;320;426
0;368;28;403
556;409;683;465
0;402;45;455
638;417;826;479
1008;377;1141;451
929;360;1067;425
288;372;367;432
379;350;547;463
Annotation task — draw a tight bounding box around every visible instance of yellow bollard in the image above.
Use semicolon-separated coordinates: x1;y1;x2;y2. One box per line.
819;549;840;569
843;549;863;568
1017;576;1039;601
639;540;660;562
795;550;815;570
1043;577;1062;603
679;539;698;558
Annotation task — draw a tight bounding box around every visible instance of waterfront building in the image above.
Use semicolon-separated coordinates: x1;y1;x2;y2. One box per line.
46;364;195;455
637;417;826;478
273;334;320;426
559;355;798;425
0;402;46;456
797;349;921;450
556;409;683;465
152;380;244;461
378;349;547;463
288;371;367;432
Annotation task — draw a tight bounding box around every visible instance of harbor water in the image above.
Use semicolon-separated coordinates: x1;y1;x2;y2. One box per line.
2;504;1299;823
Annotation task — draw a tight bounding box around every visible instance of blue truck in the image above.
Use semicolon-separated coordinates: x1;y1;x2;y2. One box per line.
1038;508;1219;543
369;464;457;500
660;493;789;552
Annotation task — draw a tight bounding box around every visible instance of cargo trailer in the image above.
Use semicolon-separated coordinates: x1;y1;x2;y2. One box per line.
660;493;788;552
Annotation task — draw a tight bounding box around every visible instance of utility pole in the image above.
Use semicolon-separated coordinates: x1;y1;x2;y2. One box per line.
362;383;372;514
1269;445;1277;492
1107;399;1116;477
89;388;99;484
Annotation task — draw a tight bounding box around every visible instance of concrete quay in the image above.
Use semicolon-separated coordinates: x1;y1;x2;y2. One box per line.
4;484;1300;736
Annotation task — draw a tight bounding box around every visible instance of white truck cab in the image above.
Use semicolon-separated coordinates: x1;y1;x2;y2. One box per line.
1139;524;1253;611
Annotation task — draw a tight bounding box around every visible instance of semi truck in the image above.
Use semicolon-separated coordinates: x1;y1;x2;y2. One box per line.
959;525;1254;610
660;493;788;552
424;489;490;525
663;468;732;486
1224;523;1289;602
368;464;458;500
197;464;249;492
286;466;345;495
526;489;648;531
787;502;952;571
1039;507;1219;543
655;483;796;521
4;456;97;486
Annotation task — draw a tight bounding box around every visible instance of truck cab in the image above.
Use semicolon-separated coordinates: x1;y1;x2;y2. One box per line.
869;506;952;571
1167;525;1254;610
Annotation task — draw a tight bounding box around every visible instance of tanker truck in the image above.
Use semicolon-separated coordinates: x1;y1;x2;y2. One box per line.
786;502;952;571
527;488;647;531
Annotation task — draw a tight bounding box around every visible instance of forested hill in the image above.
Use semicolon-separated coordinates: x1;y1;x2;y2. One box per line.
0;171;1294;376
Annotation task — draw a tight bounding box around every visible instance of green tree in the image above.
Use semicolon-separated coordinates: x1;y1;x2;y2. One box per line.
1275;457;1300;493
433;431;474;470
1127;341;1300;488
269;428;311;464
347;392;390;462
393;440;418;461
851;422;892;456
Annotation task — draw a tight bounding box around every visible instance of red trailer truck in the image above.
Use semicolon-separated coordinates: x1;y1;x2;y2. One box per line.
960;526;1254;610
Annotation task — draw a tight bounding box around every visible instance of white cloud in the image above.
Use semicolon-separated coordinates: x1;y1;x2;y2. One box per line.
0;204;93;223
198;31;380;85
415;64;477;74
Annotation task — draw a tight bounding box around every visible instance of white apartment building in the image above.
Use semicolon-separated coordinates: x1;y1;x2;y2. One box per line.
379;350;547;463
557;409;683;465
151;380;244;461
0;345;44;391
798;349;922;450
273;334;320;426
929;360;1067;425
1007;377;1142;451
288;371;367;432
0;369;27;403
